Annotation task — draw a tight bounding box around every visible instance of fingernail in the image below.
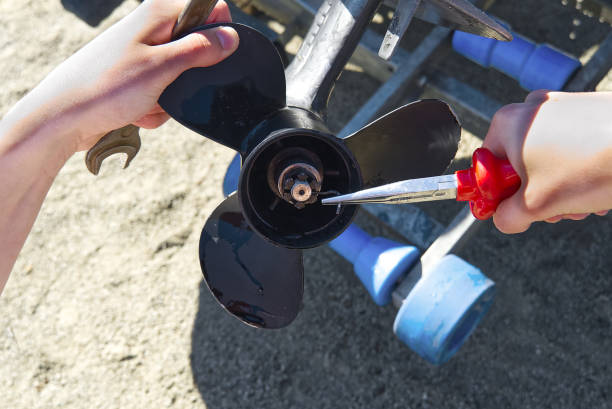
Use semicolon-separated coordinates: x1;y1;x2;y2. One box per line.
215;27;238;50
545;215;563;223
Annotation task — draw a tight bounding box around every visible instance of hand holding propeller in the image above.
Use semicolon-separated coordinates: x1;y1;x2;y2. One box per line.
85;0;220;175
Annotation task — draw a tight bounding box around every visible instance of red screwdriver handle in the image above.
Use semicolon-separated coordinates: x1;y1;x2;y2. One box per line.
455;148;521;220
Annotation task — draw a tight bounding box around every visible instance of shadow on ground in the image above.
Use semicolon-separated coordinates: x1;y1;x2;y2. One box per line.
60;0;125;26
190;211;612;409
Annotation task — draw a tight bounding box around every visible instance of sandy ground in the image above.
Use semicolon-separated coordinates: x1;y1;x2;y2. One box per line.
1;0;611;408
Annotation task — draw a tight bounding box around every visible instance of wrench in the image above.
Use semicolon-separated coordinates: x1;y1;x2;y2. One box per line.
85;0;219;175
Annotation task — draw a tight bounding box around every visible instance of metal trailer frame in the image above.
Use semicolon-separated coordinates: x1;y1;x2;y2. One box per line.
231;0;612;309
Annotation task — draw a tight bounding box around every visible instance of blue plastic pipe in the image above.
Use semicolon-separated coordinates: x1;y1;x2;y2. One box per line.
393;255;496;364
452;29;581;91
222;153;242;197
329;224;420;306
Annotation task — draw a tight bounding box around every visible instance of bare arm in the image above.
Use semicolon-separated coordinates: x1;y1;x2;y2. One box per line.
0;0;239;293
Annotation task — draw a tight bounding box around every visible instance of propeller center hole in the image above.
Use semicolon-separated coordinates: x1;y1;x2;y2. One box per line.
292;181;312;202
270;150;323;209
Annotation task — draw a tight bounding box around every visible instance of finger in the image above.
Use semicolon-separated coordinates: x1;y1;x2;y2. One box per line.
133;112;171;129
483;103;526;158
147;103;166;115
481;108;509;157
159;26;239;74
169;0;232;26
491;191;533;234
564;213;589;221
207;1;232;23
142;1;233;46
545;215;563;223
524;89;550;104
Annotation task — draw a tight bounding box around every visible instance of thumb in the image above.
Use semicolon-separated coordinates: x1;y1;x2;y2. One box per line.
162;26;239;75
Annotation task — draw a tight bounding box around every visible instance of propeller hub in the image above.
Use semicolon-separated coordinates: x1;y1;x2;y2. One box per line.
291;180;312;203
239;124;362;249
275;160;323;209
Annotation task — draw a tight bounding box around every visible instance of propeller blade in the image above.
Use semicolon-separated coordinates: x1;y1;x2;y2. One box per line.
159;23;287;155
199;194;303;329
343;99;460;188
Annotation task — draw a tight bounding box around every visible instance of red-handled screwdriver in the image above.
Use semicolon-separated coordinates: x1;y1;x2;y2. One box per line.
321;148;521;220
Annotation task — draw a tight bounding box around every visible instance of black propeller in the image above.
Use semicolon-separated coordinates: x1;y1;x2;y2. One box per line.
199;194;303;329
159;23;286;155
344;99;462;188
159;23;460;328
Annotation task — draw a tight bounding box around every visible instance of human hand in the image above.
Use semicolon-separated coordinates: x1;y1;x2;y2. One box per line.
0;0;240;293
1;0;238;154
483;91;612;234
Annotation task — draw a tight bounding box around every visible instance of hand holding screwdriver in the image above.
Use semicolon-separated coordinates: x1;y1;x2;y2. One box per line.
325;91;612;233
483;90;612;233
322;147;521;220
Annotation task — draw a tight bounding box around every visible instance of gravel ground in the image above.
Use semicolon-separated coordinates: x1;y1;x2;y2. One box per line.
1;1;611;408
